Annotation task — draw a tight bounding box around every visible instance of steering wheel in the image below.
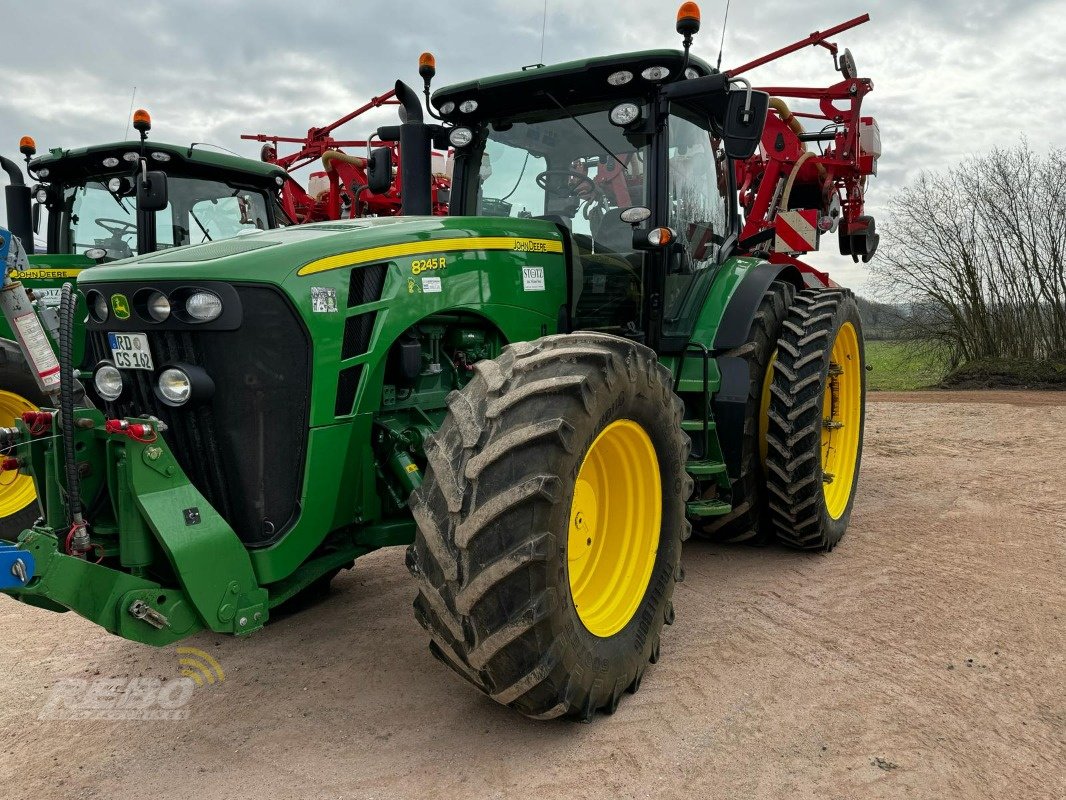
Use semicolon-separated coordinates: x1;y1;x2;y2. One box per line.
535;170;610;206
94;218;137;238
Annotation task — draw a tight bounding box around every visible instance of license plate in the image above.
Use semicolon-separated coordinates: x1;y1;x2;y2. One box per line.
108;332;154;370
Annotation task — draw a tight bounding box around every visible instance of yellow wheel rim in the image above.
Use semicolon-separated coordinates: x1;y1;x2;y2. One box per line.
821;322;862;520
758;348;777;471
567;419;662;638
0;390;37;520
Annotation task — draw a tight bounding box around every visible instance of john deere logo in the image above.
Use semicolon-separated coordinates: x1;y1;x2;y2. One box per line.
111;293;131;320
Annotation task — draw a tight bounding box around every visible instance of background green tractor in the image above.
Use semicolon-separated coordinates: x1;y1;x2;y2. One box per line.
0;6;867;721
0;112;291;538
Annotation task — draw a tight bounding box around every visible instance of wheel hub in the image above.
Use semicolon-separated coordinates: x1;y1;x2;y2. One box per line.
567;420;662;638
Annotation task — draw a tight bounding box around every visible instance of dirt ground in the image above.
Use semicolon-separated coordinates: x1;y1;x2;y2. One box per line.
0;391;1063;800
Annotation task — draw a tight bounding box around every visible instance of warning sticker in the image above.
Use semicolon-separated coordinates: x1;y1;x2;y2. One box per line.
311;286;338;313
522;267;545;292
13;312;60;388
421;276;442;293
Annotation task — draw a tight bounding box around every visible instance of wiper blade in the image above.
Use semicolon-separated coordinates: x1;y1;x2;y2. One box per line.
190;209;213;242
543;92;627;171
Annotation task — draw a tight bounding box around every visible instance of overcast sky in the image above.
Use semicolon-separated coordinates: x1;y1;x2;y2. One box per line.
2;0;1063;296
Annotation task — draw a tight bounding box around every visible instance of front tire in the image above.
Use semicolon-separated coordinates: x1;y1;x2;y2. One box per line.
407;332;692;720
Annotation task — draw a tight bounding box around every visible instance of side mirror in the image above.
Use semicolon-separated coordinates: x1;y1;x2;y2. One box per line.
137;170;168;211
722;89;769;160
367;147;393;195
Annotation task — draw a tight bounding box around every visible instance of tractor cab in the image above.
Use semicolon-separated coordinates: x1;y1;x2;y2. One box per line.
432;49;766;350
27;135;291;263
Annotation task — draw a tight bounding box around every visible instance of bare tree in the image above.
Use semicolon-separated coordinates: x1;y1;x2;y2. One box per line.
873;141;1066;364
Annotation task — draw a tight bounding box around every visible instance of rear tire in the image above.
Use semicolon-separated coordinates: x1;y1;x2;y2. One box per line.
696;280;794;544
407;332;692;720
765;290;865;551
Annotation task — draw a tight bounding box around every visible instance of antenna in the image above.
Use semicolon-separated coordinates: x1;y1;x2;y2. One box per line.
716;0;731;71
539;0;548;64
123;86;137;140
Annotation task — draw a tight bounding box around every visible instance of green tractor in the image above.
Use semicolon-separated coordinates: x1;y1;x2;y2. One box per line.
0;7;866;721
0;112;291;537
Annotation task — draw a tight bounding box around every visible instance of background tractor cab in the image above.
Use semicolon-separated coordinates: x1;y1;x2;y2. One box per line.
0;111;293;538
394;31;768;353
22;111;291;266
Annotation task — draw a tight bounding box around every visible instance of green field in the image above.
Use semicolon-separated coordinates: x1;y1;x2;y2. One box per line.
864;340;950;391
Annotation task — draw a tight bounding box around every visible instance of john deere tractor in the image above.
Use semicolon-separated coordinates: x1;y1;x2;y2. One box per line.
0;5;866;721
0;112;292;537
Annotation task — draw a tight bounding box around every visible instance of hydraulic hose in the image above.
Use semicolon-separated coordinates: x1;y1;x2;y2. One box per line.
58;283;86;548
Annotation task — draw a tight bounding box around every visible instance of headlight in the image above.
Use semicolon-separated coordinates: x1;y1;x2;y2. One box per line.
439;101;456;115
107;177;122;193
684;67;700;80
150;151;171;162
85;247;108;261
102;157;119;168
609;102;641;127
146;291;171;322
34;187;48;204
93;363;124;402
641;66;670;81
449;127;474;148
122;151;139;163
459;99;478;113
607;70;633;86
185;291;223;322
155;364;213;407
88;291;109;322
36;168;49;178
157;368;192;406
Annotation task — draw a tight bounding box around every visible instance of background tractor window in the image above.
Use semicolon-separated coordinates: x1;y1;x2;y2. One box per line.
63;182;138;260
162;178;268;248
476;108;651;336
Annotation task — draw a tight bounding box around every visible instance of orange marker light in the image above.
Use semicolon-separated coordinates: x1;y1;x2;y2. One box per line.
19;135;36;156
649;227;673;246
419;52;436;80
132;108;152;132
676;2;701;35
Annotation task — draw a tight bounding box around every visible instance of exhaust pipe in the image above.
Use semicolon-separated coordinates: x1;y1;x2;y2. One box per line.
0;156;34;255
393;80;433;217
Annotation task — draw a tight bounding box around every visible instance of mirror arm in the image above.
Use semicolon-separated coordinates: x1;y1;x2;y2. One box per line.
728;78;754;123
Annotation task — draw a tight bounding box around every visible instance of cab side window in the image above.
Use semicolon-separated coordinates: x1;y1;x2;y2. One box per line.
667;109;729;272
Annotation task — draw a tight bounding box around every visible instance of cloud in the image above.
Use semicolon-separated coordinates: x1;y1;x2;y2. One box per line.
1;0;1062;296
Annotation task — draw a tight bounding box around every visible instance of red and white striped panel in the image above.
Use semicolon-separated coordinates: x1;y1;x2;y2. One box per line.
774;209;820;254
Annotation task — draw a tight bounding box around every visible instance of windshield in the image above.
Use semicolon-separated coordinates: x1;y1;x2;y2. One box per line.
60;176;271;259
474;106;652;335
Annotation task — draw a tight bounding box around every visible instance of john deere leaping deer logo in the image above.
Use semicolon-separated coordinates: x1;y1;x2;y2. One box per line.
176;646;225;686
110;293;131;320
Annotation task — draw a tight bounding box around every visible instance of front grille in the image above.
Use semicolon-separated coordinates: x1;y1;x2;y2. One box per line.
86;286;310;546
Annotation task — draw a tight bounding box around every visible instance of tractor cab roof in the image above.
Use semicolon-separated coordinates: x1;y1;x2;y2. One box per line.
433;49;715;120
28;140;287;188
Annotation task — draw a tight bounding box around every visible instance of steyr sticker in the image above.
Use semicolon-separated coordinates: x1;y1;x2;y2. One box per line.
522;267;545;292
310;286;337;313
421;276;442;293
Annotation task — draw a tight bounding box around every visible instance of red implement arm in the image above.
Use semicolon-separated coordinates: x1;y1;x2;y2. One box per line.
241;90;450;223
728;13;880;283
